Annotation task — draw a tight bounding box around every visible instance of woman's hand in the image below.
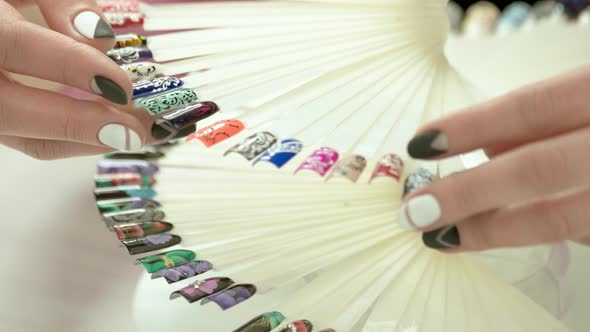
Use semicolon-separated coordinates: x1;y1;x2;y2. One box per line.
0;0;146;160
400;65;590;251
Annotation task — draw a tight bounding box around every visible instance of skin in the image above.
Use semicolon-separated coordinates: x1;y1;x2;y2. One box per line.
0;0;148;160
406;65;590;251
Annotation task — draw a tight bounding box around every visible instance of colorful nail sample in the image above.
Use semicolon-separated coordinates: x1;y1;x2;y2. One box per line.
187;119;245;147
201;284;257;310
329;154;367;182
171;277;235;303
107;47;152;64
97;197;160;213
94;185;156;200
402;168;435;198
99;0;143;27
135;88;199;116
114;221;173;240
104;11;144;27
423;225;461;249
234;312;286;332
122;233;182;255
102;208;165;227
115;33;147;48
121;62;161;81
103;148;164;160
224;132;277;161
407;130;448;159
462;1;500;37
152;101;219;140
295;147;339;176
132;76;183;99
253;139;304;168
97;160;159;175
370;154;404;183
496;2;531;33
153;260;213;284
278;320;313;332
137;249;196;273
95;173;155;188
98;0;140;13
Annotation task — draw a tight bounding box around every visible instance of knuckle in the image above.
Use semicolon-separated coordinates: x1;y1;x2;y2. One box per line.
446;176;480;216
23;140;64;161
517;146;568;194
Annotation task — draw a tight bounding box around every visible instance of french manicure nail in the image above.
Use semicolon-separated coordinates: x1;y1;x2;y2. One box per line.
423;225;461;249
132;76;183;99
115;33;147;48
107;46;152;64
91;76;128;105
407;130;448;159
399;194;442;230
73;11;114;40
102;208;165;228
96;197;160;213
200;284;257;310
402;167;435;197
152;101;219;140
98;124;142;151
137;249;196;273
135;88;199;116
121;62;161;80
152;260;213;284
171;277;235;303
95;173;155;187
278;320;313;332
295;147;339;176
370;153;404;183
122;233;181;255
329;154;367;182
224;132;277;160
114;221;173;240
94;185;156;200
253;139;304;168
187;119;245;147
234;312;286;332
97;160;159;175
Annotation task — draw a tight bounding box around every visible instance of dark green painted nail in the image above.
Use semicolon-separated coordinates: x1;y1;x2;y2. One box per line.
93;76;128;105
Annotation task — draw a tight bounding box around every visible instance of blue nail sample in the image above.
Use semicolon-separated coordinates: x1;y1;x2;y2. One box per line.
132;76;184;99
253;139;304;168
108;46;153;64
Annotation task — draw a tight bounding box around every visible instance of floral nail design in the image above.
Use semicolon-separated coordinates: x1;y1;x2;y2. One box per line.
295;147;339;176
403;168;435;198
94;185;157;200
186;119;245;147
95;173;155;188
200;284;257;310
121;62;161;81
115;33;147;48
103;148;164;160
96;197;160;213
122;233;182;255
135;88;199;116
234;312;286;332
329;154;367;182
137;249;196;273
171;277;235;303
132;76;184;99
104;12;144;27
97;160;159;175
153;260;213;284
98;0;143;27
369;154;404;183
278;320;313;332
102;208;165;227
152;102;219;140
224;132;277;161
253;139;304;168
107;47;152;64
114;221;173;240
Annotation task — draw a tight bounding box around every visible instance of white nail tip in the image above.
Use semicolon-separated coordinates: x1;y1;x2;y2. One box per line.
98;124;142;151
398;195;442;230
431;133;449;151
74;11;101;39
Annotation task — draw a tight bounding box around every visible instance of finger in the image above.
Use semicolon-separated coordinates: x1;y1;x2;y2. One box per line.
421;188;590;251
0;135;112;160
398;126;590;231
0;80;145;150
36;0;116;52
406;66;590;159
0;2;131;105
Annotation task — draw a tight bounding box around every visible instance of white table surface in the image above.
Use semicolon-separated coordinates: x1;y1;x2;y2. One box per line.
0;145;589;332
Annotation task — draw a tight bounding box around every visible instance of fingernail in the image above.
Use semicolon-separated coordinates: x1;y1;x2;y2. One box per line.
73;11;114;39
402;167;435;197
121;62;161;80
96;197;160;213
115;33;147;48
95;173;155;187
152;101;219;140
94;185;156;200
423;225;461;249
98;124;142;151
253;139;304;168
135;88;199;116
329;154;367;182
224;132;277;161
107;46;152;65
91;76;129;105
97;159;158;175
234;312;286;332
369;154;404;183
137;249;196;273
133;76;183;99
295;147;339;176
171;277;235;303
102;208;165;228
114;221;173;240
153;260;213;284
187;119;245;147
399;194;442;230
407;130;448;159
122;233;182;255
278;320;313;332
200;284;257;310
